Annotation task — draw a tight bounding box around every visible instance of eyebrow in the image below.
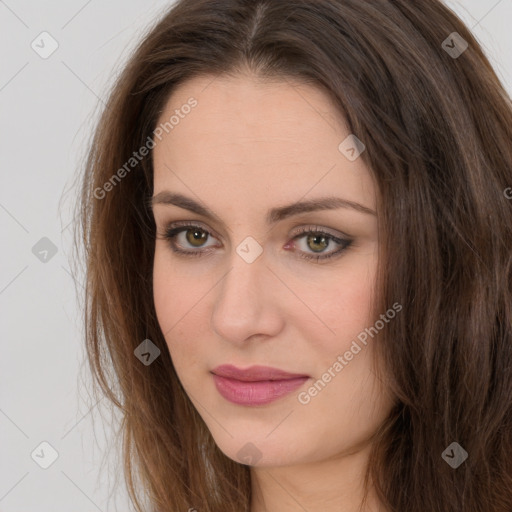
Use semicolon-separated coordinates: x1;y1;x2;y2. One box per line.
150;191;376;224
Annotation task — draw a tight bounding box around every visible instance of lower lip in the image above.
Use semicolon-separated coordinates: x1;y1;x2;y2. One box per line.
212;374;309;406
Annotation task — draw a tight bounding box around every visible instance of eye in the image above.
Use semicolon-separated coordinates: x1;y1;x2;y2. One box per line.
288;225;353;262
160;221;219;257
159;222;353;262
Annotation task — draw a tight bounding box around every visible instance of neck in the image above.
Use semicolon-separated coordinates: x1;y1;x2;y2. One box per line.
249;442;386;512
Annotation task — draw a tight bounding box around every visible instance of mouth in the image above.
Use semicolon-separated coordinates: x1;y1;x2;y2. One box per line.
210;364;310;406
211;364;309;381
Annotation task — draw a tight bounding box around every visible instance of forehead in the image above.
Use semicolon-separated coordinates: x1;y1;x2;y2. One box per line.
152;73;375;211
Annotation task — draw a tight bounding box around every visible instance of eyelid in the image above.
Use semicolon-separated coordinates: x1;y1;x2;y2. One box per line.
290;224;352;241
159;220;353;263
161;220;350;243
163;219;222;240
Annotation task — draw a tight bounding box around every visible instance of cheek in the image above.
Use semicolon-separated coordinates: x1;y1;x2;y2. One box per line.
303;253;377;348
153;248;206;331
153;254;177;334
153;251;199;353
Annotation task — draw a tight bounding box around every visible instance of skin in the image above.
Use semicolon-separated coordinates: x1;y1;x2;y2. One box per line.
151;71;394;512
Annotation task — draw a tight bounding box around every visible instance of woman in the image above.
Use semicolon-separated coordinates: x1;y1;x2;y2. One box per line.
75;0;512;510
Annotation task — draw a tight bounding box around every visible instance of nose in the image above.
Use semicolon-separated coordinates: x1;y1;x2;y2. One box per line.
210;249;284;345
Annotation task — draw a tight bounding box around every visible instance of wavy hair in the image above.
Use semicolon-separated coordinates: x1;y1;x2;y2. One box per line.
74;0;512;510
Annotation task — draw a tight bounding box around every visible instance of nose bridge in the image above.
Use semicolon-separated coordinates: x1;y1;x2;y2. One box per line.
217;245;267;314
211;241;282;343
222;230;268;295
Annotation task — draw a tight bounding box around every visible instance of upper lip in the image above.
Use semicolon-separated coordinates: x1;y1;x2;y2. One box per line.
211;364;309;382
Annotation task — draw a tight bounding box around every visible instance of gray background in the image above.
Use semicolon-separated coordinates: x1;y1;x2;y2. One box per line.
1;1;511;511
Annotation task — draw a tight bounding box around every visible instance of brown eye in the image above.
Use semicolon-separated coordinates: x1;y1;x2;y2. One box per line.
290;226;353;262
162;223;219;256
185;227;209;247
306;233;329;253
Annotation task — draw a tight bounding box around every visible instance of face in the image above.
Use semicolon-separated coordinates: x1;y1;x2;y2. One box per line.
152;72;394;468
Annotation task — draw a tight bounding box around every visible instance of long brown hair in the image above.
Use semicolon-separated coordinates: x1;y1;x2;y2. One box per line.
74;1;512;510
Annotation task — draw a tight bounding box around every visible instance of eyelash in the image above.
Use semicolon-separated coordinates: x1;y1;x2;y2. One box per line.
159;221;353;263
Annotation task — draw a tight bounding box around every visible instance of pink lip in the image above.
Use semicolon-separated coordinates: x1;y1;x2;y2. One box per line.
211;365;309;406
